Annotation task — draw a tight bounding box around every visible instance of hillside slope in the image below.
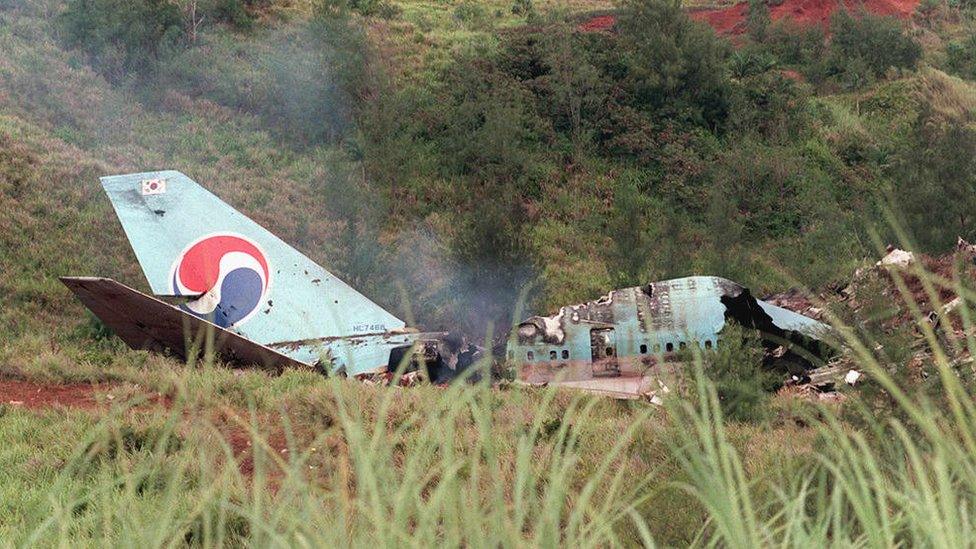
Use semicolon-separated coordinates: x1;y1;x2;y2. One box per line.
2;0;975;343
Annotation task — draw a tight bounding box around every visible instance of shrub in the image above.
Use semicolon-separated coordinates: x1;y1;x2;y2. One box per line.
348;0;401;18
727;71;810;141
914;0;944;27
708;141;833;237
893;90;976;249
946;35;976;80
761;20;826;67
746;0;772;42
58;0;268;82
160;0;370;145
454;1;489;28
728;48;778;79
703;325;778;423
211;0;256;29
824;10;922;88
615;0;731;127
58;0;183;81
510;0;534;16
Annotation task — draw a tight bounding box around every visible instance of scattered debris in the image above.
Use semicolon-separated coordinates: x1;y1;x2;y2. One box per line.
957;236;976;262
762;288;824;321
844;369;862;386
355;369;427;387
646;380;671;406
928;296;962;327
0;380;167;410
877;247;916;268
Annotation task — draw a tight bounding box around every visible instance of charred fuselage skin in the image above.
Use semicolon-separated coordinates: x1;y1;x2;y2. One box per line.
507;276;830;398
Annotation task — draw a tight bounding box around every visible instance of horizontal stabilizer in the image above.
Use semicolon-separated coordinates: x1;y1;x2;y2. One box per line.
60;277;308;372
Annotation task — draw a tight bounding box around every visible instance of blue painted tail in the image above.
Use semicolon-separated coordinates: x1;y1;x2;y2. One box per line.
100;171;405;347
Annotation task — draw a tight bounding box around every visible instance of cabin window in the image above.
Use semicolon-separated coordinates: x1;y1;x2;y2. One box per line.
679;341;687;350
640;344;648;354
527;351;534;361
561;349;569;359
666;342;674;353
550;350;557;360
704;340;713;350
605;347;614;356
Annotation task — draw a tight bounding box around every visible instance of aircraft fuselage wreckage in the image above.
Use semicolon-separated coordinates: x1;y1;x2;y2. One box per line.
63;171;832;399
507;277;832;399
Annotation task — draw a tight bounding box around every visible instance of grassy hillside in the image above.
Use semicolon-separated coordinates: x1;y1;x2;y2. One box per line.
2;0;976;545
3;0;975;336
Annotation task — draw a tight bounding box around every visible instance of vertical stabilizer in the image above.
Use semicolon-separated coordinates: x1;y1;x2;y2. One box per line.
100;171;404;346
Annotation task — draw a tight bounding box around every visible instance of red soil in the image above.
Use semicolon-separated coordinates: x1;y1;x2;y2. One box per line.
210;410;291;479
0;379;110;409
578;14;617;32
578;0;918;36
0;377;290;481
689;0;919;35
778;68;806;81
687;3;751;34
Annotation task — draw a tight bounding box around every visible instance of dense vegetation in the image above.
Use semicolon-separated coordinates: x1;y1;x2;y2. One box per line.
2;0;976;544
3;0;975;335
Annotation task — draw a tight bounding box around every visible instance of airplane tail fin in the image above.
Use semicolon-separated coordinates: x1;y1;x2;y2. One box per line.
99;171;404;346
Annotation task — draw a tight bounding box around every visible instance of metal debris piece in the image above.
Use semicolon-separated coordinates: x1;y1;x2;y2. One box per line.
877;247;915;268
508;276;832;400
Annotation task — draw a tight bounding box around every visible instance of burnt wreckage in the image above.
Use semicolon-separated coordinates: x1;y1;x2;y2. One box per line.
64;171;829;396
62;171;480;382
507;276;832;399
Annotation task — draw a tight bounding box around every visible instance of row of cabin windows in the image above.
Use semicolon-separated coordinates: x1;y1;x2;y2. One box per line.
637;340;715;354
518;340;717;361
521;349;571;361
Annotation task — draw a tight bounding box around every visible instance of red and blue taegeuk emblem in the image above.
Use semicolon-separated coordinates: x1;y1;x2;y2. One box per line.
170;234;270;328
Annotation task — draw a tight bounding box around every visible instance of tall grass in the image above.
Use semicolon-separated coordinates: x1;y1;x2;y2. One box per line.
7;356;665;546
9;246;976;546
664;228;976;546
5;226;976;546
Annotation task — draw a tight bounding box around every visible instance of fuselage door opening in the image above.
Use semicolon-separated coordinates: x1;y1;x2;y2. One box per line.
590;328;620;377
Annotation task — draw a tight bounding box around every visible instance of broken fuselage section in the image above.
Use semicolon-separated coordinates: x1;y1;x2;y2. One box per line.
507;276;832;399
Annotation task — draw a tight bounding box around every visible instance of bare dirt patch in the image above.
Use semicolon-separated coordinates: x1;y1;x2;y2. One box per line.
0;377;292;481
0;379;111;409
578;0;919;36
689;0;919;34
578;14;617;32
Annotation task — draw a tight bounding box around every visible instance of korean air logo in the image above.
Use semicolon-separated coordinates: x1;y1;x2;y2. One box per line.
170;233;271;328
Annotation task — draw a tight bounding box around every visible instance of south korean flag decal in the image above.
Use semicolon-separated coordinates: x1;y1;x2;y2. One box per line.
141;178;167;195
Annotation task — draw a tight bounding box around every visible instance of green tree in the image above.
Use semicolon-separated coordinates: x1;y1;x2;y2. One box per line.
59;0;183;81
946;35;976;80
826;10;922;88
615;0;731;129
